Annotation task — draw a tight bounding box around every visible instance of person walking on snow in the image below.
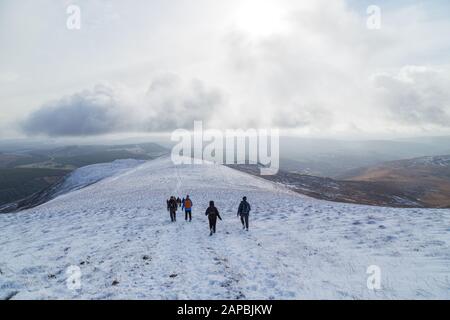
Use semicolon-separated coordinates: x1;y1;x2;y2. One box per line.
183;195;193;222
168;196;178;222
237;196;251;231
176;197;182;208
205;201;222;236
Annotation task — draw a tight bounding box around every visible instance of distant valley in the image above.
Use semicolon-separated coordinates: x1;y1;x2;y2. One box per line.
231;154;450;208
0;143;168;209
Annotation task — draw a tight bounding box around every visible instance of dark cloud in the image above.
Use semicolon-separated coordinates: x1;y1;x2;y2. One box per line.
21;75;225;136
22;85;129;136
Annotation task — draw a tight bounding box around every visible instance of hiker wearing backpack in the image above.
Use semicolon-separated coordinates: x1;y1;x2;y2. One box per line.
183;195;193;222
237;196;251;231
168;196;178;222
205;201;222;236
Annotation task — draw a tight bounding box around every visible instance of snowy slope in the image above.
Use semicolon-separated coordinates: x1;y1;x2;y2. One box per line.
55;159;146;197
0;157;449;299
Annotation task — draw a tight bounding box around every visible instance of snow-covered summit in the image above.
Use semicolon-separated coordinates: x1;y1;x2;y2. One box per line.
0;157;449;299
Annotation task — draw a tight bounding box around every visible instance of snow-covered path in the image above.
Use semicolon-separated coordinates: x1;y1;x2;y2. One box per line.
0;157;449;299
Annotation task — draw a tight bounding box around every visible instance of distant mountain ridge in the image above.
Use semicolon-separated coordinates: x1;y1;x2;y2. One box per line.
0;142;169;209
0;159;145;213
337;155;450;208
230;154;450;208
278;136;450;177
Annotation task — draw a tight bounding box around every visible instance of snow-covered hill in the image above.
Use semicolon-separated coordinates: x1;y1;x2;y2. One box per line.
0;157;449;299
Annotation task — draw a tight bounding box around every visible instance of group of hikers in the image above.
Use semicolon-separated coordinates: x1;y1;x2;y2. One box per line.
166;195;193;222
166;195;251;236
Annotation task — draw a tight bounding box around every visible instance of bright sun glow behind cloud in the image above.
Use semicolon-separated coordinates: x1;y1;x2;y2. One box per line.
232;0;289;37
1;0;450;138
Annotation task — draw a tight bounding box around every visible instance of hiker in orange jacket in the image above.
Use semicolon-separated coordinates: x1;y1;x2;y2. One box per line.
183;195;193;221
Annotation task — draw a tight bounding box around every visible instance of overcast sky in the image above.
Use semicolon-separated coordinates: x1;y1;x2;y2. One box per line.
1;0;450;139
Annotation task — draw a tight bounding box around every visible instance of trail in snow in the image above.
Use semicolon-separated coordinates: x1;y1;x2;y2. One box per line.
0;157;449;299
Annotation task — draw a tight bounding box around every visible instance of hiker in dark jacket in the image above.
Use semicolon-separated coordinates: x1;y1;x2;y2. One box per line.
176;197;182;208
205;201;222;236
168;196;178;222
237;196;251;231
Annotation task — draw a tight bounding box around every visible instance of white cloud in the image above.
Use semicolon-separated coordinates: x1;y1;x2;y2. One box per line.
1;0;450;137
215;0;450;135
374;66;450;127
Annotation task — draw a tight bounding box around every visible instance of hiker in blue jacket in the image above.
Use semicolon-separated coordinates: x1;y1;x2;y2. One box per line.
237;196;251;231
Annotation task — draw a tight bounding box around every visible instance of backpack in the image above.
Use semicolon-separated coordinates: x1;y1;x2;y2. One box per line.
169;199;177;210
241;201;250;214
184;199;192;209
